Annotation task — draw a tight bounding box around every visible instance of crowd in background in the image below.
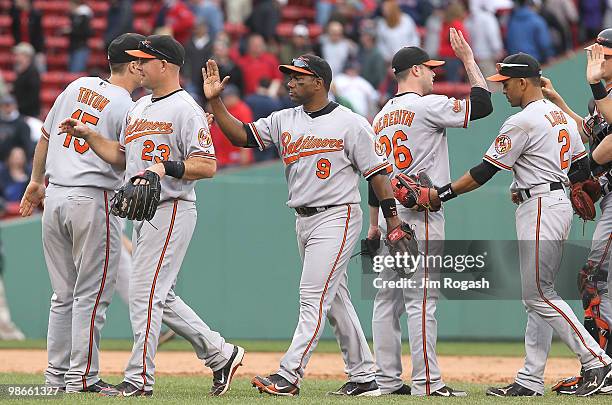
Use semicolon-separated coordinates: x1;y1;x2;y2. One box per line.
0;0;608;214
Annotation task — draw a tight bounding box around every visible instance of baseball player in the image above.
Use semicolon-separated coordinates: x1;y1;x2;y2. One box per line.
18;33;144;392
409;53;612;397
204;54;414;396
369;29;493;397
60;35;244;397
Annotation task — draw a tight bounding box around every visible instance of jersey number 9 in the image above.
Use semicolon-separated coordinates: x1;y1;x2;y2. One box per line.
63;109;98;154
379;130;413;170
316;158;331;179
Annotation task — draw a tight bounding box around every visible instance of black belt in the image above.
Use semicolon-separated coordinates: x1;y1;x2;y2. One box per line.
520;182;563;199
294;205;337;217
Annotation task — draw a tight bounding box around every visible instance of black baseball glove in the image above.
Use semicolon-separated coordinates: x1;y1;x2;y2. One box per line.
111;171;161;221
385;222;419;278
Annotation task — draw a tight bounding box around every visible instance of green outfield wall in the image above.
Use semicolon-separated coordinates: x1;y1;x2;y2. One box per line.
1;51;598;341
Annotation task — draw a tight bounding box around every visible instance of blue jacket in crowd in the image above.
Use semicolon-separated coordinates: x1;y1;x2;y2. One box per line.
506;6;553;63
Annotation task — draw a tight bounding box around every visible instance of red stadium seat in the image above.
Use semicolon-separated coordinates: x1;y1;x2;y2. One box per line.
41;88;63;105
1;70;16;83
281;6;316;22
432;82;471;98
224;22;248;39
0;35;14;48
134;2;153;17
46;37;69;50
42;16;70;36
91;18;107;33
34;1;69;15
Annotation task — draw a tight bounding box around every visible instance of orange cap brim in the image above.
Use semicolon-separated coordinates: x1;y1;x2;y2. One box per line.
279;65;315;75
125;49;157;59
584;44;612;55
487;73;511;82
423;59;445;67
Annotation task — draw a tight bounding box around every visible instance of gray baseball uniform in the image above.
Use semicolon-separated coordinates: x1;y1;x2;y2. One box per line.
118;89;234;392
484;99;611;394
42;77;131;391
245;102;389;386
371;92;471;395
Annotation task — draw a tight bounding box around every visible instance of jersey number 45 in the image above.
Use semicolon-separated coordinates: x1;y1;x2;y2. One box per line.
63;109;97;154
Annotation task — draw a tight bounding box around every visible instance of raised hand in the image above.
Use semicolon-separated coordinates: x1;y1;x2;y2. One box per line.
59;118;91;139
586;44;606;84
450;27;474;63
19;181;45;217
202;59;230;100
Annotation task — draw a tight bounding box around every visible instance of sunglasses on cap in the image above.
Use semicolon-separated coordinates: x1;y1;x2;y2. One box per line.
139;40;173;61
291;58;321;79
495;63;529;71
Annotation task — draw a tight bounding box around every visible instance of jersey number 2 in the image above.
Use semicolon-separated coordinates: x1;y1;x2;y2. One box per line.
63;109;98;154
558;129;570;169
379;130;413;169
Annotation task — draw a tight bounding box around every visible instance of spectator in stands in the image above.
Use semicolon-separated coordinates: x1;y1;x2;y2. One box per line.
0;147;29;203
438;2;470;82
332;59;379;119
244;79;282;162
465;0;503;79
10;0;45;71
210;35;245;97
184;20;214;104
542;0;577;53
506;0;553;63
318;20;357;76
104;0;134;51
66;0;93;73
0;95;33;162
210;84;254;167
396;0;434;26
376;0;420;63
153;0;195;44
357;22;386;89
0;74;7;99
187;0;224;39
246;0;283;42
423;3;444;58
279;24;314;65
0;253;25;340
578;0;606;41
225;0;252;24
11;43;40;118
234;33;282;95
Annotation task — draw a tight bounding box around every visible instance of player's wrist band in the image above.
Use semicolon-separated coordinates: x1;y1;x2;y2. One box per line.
380;198;398;218
162;161;185;179
590;81;608;101
436;184;457;202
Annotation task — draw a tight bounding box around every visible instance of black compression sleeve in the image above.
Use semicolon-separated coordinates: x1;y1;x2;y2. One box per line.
469;87;493;121
368;181;380;207
568;156;591;184
243;123;260;148
470;160;500;185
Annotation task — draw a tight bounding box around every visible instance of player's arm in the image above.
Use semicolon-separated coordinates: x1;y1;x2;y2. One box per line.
203;59;249;147
429;160;501;206
541;77;589;142
369;173;402;231
144;157;216;181
58;118;126;167
450;28;488;91
19;137;48;217
367;182;382;239
592;135;612;166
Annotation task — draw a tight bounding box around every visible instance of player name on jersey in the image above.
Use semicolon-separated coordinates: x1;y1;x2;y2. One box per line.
545;110;568;127
77;87;110;112
372;109;415;135
280;133;344;164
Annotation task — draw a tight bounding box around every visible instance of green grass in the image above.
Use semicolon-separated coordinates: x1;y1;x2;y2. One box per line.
0;339;576;358
0;374;608;404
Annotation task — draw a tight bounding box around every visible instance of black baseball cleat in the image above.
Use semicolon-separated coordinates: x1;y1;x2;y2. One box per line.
251;374;299;396
210;346;245;396
389;384;411;395
431;385;468;397
77;379;114;393
551;376;581;395
486;382;541;397
99;381;153;397
575;364;612;397
599;377;612;394
327;380;381;396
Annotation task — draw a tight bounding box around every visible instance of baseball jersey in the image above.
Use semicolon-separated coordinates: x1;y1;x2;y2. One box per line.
42;77;133;189
246;102;390;208
372;92;471;186
483;99;587;190
119;89;214;202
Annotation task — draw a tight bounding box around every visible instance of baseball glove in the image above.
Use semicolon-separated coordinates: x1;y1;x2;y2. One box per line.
570;178;601;221
391;172;440;211
111;171;161;221
385;222;419;278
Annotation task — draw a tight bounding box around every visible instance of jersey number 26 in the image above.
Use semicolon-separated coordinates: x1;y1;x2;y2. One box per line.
379;130;413;170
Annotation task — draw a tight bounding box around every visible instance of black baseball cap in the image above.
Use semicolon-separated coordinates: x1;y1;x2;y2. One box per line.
125;35;185;66
585;28;612;56
487;53;542;82
279;54;333;89
391;47;445;75
108;33;146;63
